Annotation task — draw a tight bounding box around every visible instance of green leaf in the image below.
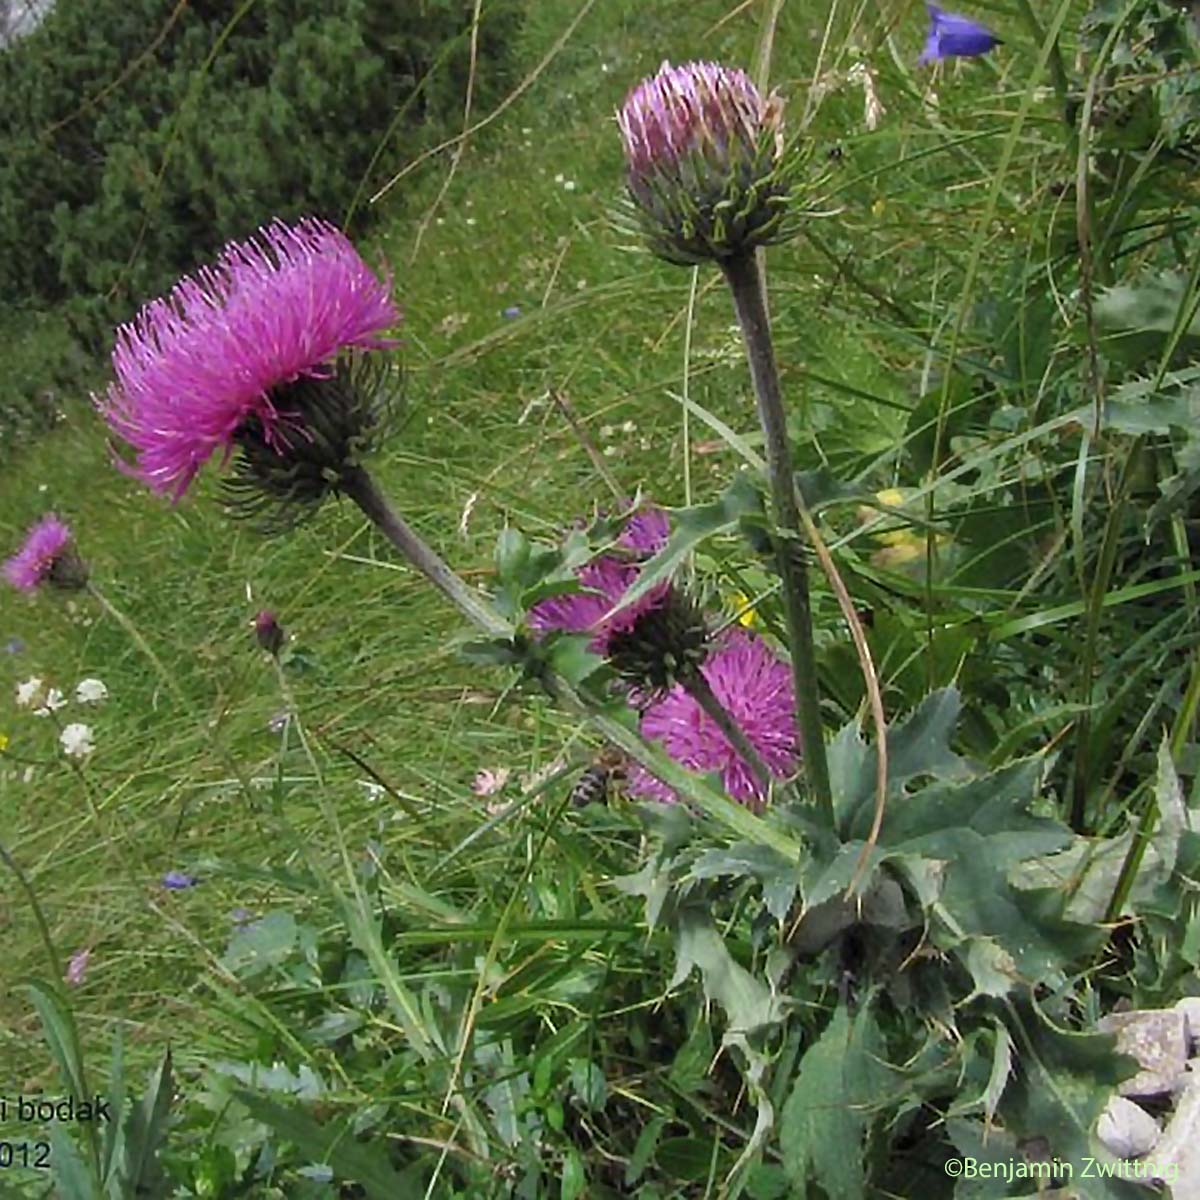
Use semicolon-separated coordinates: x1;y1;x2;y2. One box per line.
669;1016;715;1094
50;1123;96;1200
1097;272;1200;339
561;1148;586;1200
20;978;89;1101
690;842;798;922
671;910;787;1035
119;1049;173;1199
232;1089;408;1199
568;1059;607;1112
780;1003;889;1198
220;910;297;978
626;1116;667;1187
833;688;970;836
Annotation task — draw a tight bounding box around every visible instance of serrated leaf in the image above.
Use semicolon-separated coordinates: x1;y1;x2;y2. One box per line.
690;842;798;922
834;689;971;836
671;910;787;1035
1096;272;1200;338
780;1004;889;1198
220;910;297;978
983;1019;1013;1125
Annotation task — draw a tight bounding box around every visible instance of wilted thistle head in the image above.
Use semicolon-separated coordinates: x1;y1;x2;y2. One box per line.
95;217;399;531
3;515;88;592
528;505;709;694
616;60;798;265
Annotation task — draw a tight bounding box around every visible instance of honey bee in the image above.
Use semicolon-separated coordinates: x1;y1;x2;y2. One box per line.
569;746;629;808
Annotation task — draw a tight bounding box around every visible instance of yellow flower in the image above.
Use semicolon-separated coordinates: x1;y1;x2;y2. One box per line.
730;591;759;629
0;733;9;753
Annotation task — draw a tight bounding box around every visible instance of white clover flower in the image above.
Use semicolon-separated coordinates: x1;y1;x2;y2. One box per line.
60;723;94;758
34;688;67;717
16;677;44;707
75;678;109;704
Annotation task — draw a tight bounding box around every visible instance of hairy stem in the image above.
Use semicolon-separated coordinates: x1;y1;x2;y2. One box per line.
341;466;510;638
721;250;832;820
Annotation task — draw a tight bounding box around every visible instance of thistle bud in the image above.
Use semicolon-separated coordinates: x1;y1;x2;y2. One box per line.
616;60;798;265
254;609;285;656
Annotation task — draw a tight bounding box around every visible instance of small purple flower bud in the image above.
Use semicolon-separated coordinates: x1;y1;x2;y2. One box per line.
162;870;198;890
919;5;1002;65
617;60;797;265
3;637;24;655
254;609;285;656
502;305;522;319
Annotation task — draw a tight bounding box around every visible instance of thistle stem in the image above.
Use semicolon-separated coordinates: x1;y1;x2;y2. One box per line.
682;670;776;804
341;466;511;639
721;250;832;819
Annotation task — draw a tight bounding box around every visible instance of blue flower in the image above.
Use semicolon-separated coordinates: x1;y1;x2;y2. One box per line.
919;4;1001;65
162;870;198;890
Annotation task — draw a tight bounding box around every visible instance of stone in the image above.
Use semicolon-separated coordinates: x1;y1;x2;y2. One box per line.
1095;1095;1160;1159
1174;997;1200;1052
1098;1009;1189;1098
1147;1060;1200;1196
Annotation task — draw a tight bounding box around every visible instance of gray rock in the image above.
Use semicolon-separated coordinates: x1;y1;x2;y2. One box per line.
1099;1009;1189;1098
1096;1095;1160;1159
1148;1061;1200;1196
1175;997;1200;1053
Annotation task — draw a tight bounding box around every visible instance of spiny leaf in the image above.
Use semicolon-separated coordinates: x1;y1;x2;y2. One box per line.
780;1003;890;1198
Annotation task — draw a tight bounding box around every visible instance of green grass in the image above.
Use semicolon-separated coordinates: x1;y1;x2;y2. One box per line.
2;0;1199;1194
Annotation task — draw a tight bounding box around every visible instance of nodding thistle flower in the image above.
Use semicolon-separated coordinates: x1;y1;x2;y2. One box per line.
616;60;799;265
529;505;709;695
96;217;399;531
3;515;88;592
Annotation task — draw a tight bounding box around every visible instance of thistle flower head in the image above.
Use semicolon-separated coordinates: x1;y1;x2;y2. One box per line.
3;515;88;592
617;60;796;264
918;5;1002;65
96;217;399;521
528;504;709;693
629;631;797;805
528;505;672;654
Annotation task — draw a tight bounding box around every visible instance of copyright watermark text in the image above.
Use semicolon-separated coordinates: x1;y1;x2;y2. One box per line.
944;1156;1178;1184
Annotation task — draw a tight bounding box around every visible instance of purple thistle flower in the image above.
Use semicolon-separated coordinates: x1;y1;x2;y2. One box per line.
3;515;83;592
528;506;671;654
617;61;794;264
97;217;398;502
918;4;1002;65
162;870;198;890
619;60;770;184
628;631;797;805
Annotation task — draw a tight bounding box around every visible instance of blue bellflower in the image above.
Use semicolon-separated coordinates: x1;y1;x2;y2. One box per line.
919;4;1001;65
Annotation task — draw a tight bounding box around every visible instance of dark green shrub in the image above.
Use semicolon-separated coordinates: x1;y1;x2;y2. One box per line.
0;0;519;338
